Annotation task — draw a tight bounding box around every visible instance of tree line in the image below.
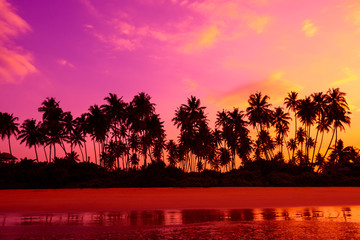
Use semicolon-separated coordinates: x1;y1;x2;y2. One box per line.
0;88;357;173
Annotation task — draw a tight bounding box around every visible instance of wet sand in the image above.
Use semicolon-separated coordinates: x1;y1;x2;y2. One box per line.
0;187;359;213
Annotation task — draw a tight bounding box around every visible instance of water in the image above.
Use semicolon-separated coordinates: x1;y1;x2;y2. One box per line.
1;188;360;239
1;207;360;239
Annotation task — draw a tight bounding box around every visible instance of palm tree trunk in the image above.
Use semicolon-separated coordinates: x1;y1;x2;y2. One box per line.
43;146;48;162
323;128;336;159
317;131;325;156
34;145;39;162
93;140;97;164
307;125;311;165
49;145;52;163
60;139;67;155
84;141;88;162
53;143;56;160
284;138;291;162
311;128;320;164
8;136;12;156
98;142;101;166
79;145;84;162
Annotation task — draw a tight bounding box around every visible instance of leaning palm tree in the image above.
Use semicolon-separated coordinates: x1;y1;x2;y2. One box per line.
311;92;329;162
0;112;19;156
18;119;43;161
323;88;351;159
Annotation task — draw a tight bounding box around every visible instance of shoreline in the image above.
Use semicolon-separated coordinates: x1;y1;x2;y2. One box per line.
1;187;360;213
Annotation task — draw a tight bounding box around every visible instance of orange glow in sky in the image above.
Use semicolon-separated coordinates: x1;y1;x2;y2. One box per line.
1;0;360;159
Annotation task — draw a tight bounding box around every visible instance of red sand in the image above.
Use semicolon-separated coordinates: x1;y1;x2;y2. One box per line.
0;187;359;213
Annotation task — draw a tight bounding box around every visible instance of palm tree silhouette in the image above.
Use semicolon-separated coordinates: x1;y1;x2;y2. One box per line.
323;88;351;159
272;107;290;158
173;96;207;171
38;97;64;161
246;92;273;160
310;92;328;163
166;140;178;167
129;92;156;167
18;119;43;161
87;104;109;165
284;91;299;160
0;112;19;156
296;96;316;162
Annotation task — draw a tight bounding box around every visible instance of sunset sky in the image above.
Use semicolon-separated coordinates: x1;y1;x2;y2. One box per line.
1;0;360;159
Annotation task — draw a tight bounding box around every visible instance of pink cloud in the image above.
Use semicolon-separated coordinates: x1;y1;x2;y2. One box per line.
210;71;303;109
0;0;36;83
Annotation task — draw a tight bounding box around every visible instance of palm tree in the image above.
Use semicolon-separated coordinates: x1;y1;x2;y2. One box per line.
227;108;249;168
101;93;127;144
284;91;299;160
323;88;351;159
172;96;207;171
0;112;19;156
18;119;43;161
311;92;329;162
218;147;231;172
287;138;297;164
296;127;306;155
129;92;156;167
272;107;290;158
166;140;178;166
246;92;273;161
69;125;86;162
87;104;109;165
296;96;317;161
38;97;64;161
74;114;89;162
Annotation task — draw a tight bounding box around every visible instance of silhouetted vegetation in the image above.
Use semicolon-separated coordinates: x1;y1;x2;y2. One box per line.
1;88;360;188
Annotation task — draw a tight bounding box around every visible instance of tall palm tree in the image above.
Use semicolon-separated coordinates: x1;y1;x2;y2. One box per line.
74;114;89;162
272;107;290;158
18;119;43;161
101;93;127;143
38;97;64;161
311;92;328;162
166;140;178;166
0;112;19;156
246;92;273;160
173;96;207;171
323;88;351;159
284;91;299;160
296;96;317;161
296;127;306;156
69;125;86;162
129;92;156;167
87;104;109;164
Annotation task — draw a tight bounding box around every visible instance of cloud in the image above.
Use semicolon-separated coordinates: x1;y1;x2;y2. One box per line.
245;15;269;34
78;0;100;17
212;71;303;109
331;67;358;86
58;59;75;68
0;0;36;83
183;25;220;53
182;78;198;91
302;19;318;37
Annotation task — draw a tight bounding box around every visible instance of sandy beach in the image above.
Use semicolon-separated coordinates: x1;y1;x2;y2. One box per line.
0;187;359;213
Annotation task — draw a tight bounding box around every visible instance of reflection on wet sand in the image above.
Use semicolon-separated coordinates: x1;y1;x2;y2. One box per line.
0;206;357;227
